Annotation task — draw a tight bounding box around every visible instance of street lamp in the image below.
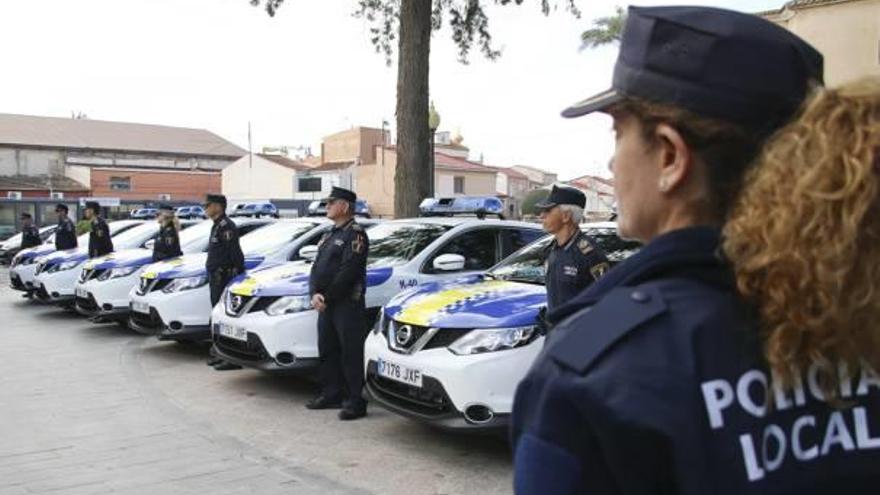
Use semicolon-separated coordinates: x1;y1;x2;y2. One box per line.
428;101;441;198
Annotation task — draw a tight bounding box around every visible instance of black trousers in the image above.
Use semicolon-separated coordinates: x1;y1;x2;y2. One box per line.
209;269;235;307
317;299;368;408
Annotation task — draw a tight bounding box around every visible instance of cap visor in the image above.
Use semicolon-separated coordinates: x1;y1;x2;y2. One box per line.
561;88;622;119
534;201;556;210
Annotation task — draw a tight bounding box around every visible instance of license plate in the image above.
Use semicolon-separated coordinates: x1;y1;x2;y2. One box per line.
76;287;89;298
377;358;423;388
132;301;150;314
218;322;247;342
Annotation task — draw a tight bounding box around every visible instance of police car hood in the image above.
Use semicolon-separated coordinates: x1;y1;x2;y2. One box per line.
226;263;394;298
17;244;57;261
41;247;89;266
82;248;154;270
385;276;546;329
141;253;265;280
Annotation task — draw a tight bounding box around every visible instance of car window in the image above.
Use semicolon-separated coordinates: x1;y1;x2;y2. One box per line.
238;223;266;236
500;228;544;259
586;228;641;263
289;229;326;261
367;222;452;268
425;228;499;273
487;236;552;284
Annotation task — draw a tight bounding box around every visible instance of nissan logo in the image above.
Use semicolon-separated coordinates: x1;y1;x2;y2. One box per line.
395;325;413;347
230;295;244;312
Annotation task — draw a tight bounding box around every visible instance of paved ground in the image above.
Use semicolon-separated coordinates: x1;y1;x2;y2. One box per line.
0;269;512;495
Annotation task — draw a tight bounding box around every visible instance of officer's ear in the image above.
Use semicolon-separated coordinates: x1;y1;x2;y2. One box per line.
652;123;694;196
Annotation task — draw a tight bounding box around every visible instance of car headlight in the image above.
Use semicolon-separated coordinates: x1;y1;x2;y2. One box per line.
265;295;312;316
99;266;140;281
162;275;208;293
448;325;537;355
49;260;83;273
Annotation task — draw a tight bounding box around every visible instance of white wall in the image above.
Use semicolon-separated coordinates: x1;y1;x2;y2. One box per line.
222;155;296;200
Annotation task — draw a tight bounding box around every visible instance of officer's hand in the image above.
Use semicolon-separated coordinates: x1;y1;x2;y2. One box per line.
311;293;326;312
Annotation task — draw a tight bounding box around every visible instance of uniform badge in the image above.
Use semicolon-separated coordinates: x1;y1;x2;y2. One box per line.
334;239;344;246
564;265;578;277
578;239;593;255
96;229;103;237
590;262;610;279
352;234;365;254
224;230;234;241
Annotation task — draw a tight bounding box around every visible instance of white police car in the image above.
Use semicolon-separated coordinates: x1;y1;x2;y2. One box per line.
32;221;172;307
72;219;205;322
0;225;58;264
364;222;639;431
209;217;544;372
307;199;372;218
127;218;357;342
10;220;143;297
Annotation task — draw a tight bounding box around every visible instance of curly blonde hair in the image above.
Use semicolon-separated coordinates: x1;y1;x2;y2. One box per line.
723;77;880;393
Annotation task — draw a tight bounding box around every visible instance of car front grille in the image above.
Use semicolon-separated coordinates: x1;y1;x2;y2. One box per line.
129;308;165;331
225;293;279;317
79;268;108;283
136;277;172;295
366;361;453;417
75;294;100;313
213;332;270;362
9;274;25;290
387;321;471;353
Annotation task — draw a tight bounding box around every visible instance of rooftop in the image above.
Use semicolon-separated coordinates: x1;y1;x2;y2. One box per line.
0;174;89;192
257;154;312;171
0;113;245;158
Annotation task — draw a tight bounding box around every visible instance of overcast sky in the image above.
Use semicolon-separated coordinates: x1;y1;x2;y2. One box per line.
0;0;781;180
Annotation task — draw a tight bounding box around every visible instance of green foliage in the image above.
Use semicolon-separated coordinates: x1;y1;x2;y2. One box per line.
249;1;582;65
580;6;625;50
521;188;550;216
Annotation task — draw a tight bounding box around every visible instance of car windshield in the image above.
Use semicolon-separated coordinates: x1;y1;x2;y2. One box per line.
107;222;159;249
240;221;319;256
244;204;258;210
487;227;641;284
366;222;451;268
4;233;23;245
178;220;215;253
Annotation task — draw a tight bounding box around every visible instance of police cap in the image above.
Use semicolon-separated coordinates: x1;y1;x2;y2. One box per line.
20;212;32;219
535;185;586;211
562;6;824;132
205;194;227;207
54;203;68;213
326;186;356;203
84;201;101;213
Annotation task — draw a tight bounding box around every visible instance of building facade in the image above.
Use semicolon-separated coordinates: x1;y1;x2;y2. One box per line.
222;153;311;201
761;0;880;85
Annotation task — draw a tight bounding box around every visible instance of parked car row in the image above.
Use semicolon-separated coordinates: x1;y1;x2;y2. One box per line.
8;213;637;433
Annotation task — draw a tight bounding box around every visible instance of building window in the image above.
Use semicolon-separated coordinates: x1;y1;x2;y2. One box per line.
453;176;465;194
109;176;131;191
298;177;322;192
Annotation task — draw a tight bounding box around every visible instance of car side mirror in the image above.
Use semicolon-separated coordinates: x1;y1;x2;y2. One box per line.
433;253;466;272
299;245;319;261
143;239;155;250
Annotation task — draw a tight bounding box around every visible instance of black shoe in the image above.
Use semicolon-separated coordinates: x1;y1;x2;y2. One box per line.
212;361;242;371
306;395;343;410
338;407;367;421
206;357;223;366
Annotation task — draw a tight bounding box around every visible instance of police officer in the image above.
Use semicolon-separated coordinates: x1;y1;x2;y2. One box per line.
19;213;41;249
306;186;370;421
152;204;182;262
204;194;245;371
536;185;609;323
54;204;77;251
509;7;877;495
84;201;113;258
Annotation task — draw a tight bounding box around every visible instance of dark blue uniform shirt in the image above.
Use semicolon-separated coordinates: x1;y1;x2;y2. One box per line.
55;217;77;251
88;217;113;258
512;227;880;495
309;218;369;305
545;229;610;313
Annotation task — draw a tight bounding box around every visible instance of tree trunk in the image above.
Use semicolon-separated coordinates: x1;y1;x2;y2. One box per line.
394;0;432;218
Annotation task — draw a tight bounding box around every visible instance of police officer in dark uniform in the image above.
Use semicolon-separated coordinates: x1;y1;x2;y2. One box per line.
19;213;41;249
204;194;245;371
152;204;182;262
510;7;880;494
536;185;609;320
306;186;370;421
85;201;113;258
54;204;77;251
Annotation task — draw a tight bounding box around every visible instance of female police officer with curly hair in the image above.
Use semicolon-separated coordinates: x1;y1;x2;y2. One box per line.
511;6;879;495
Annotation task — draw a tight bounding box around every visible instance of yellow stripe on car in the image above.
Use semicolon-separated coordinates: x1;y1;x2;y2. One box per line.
395;280;517;327
230;277;259;297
